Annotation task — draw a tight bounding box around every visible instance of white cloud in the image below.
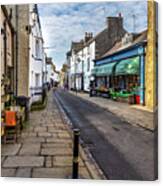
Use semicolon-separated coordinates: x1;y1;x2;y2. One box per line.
38;1;147;70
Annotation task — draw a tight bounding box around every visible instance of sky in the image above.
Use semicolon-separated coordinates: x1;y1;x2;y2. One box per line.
38;1;147;71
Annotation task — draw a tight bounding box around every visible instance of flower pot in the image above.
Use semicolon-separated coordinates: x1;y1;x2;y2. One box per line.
135;95;140;104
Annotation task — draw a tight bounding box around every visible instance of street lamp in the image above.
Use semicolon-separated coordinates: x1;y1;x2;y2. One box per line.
90;75;95;97
90;76;95;81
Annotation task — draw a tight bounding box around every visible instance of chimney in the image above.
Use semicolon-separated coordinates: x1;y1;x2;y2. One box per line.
106;14;124;40
84;32;93;43
107;13;123;30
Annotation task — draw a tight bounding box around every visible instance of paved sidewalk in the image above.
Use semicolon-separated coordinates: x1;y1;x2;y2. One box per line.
1;91;105;179
70;91;156;130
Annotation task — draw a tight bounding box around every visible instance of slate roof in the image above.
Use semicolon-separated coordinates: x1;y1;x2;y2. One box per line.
71;41;84;53
101;30;147;59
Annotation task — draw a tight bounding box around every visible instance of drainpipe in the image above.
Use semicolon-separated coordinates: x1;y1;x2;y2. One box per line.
15;5;18;96
3;20;7;95
9;8;15;94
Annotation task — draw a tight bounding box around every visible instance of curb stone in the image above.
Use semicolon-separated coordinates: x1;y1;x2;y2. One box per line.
53;90;106;179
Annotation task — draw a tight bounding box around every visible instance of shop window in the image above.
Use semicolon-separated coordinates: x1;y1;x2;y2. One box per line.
106;76;110;88
97;77;105;88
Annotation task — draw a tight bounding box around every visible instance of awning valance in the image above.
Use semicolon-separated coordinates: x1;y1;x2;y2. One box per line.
91;62;116;76
115;57;140;75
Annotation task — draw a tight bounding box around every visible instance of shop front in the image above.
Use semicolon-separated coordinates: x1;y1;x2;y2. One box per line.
92;42;146;105
91;62;115;97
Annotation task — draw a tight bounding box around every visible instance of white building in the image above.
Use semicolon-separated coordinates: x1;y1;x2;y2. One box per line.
42;52;47;86
29;4;45;104
68;33;95;92
46;57;59;86
83;40;95;91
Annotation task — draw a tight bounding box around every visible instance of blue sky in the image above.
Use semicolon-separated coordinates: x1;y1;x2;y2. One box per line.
38;1;147;70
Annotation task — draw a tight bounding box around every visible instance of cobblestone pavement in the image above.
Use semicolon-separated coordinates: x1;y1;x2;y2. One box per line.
1;91;105;179
70;91;156;130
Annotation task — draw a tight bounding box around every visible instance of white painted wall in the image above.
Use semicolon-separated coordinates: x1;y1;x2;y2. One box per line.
29;4;44;104
46;63;59;84
46;64;52;83
68;40;95;92
42;52;47;85
83;41;95;91
69;50;76;89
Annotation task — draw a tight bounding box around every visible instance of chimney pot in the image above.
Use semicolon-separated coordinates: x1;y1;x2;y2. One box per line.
84;32;93;43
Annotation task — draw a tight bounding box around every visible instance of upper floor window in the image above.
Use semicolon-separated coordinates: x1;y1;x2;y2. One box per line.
87;58;90;72
87;46;90;55
35;73;40;87
82;60;84;73
35;39;39;58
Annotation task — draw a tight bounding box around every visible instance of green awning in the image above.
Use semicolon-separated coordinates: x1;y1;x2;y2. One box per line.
91;62;116;76
115;57;140;75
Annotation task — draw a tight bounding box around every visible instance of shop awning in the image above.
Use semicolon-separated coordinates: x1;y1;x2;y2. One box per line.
115;57;140;75
91;62;116;76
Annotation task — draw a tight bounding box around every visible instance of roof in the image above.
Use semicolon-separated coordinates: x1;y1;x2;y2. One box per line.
101;30;147;59
85;28;107;46
70;28;107;53
71;41;84;53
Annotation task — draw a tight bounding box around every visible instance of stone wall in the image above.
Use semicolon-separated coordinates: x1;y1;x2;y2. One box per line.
5;5;30;97
17;5;30;97
1;6;14;110
95;17;126;59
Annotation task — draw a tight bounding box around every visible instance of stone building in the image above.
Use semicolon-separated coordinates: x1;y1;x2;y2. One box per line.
3;4;46;107
1;6;15;110
95;14;126;60
5;5;30;98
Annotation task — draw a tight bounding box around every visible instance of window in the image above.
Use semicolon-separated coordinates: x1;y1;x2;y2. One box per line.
87;46;90;55
35;39;39;58
35;73;40;87
82;60;84;73
87;58;90;72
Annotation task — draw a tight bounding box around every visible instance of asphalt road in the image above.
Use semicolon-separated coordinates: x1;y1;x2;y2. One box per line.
54;89;157;180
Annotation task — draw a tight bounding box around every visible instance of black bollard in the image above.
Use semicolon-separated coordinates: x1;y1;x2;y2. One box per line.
72;128;80;179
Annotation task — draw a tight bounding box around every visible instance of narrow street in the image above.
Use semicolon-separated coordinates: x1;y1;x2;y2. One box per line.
54;88;156;180
1;91;104;179
1;2;158;182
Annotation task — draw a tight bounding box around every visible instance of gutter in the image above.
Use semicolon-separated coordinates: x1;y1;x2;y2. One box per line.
94;41;147;63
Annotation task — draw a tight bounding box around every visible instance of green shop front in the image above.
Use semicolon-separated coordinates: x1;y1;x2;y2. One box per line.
92;42;146;105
